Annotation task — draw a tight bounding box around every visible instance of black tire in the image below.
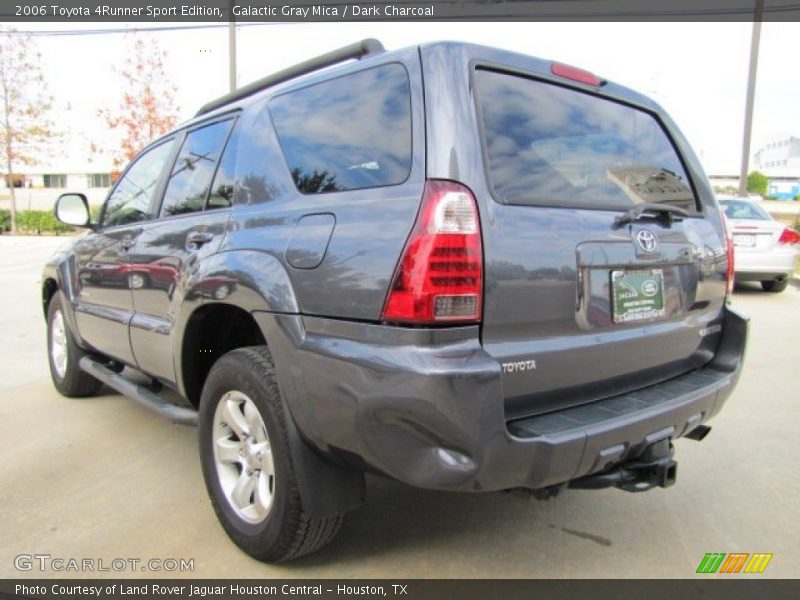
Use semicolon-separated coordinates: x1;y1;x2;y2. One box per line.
761;278;789;293
46;293;102;398
198;346;343;562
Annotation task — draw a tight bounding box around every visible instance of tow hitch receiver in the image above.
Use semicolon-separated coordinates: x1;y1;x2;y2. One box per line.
569;440;677;493
651;459;678;489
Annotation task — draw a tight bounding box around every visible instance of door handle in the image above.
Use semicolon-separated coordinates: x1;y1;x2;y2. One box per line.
120;238;135;251
186;230;214;249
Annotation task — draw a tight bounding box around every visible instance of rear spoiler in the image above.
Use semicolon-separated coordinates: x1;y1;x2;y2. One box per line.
195;38;385;117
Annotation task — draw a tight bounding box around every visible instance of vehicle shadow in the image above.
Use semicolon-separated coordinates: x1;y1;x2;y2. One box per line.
734;279;799;295
285;474;607;568
733;281;767;295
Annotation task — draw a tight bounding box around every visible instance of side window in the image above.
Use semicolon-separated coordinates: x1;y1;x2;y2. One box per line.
269;63;412;194
102;141;173;228
207;123;239;210
160;119;233;218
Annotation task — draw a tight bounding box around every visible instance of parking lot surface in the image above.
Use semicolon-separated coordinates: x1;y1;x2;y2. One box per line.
1;235;798;578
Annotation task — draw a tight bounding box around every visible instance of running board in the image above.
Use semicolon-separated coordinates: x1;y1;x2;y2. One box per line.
79;356;198;426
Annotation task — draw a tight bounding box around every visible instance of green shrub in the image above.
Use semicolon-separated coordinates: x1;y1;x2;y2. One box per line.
16;210;73;235
89;204;102;223
0;209;10;233
747;171;768;196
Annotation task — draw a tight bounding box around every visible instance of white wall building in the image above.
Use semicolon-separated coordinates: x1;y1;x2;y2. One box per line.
0;151;115;209
753;135;800;176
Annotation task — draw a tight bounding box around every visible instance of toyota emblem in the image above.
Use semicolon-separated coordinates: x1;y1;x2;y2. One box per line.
636;230;658;253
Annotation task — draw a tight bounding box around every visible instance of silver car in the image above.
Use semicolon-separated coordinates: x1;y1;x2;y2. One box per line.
720;198;799;292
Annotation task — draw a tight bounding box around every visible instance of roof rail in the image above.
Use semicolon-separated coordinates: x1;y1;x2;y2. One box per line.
195;38;386;117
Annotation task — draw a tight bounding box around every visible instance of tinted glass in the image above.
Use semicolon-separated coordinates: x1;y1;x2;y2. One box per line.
207;123;239;209
270;64;412;194
160;119;233;217
475;69;697;212
103;141;173;227
720;200;770;221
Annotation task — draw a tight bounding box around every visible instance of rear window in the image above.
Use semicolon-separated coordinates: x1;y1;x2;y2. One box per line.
270;63;412;194
720;200;770;221
475;69;698;212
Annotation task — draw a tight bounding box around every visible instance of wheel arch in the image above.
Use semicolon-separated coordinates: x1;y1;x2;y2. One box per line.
178;303;267;407
42;258;86;350
42;277;59;319
176;249;302;405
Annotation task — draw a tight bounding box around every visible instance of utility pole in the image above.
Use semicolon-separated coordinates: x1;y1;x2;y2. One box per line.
228;1;237;92
738;1;764;197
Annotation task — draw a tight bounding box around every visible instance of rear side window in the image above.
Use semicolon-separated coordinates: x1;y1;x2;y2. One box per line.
160;119;234;217
475;69;698;212
269;63;412;194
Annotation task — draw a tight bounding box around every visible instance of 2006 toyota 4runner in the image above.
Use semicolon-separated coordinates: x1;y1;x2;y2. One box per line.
43;40;747;562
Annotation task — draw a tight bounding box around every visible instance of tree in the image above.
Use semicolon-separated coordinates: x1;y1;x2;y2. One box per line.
97;33;179;169
746;171;768;197
290;168;340;193
0;30;55;235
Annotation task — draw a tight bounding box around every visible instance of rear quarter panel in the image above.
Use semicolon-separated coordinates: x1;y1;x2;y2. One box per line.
224;46;427;321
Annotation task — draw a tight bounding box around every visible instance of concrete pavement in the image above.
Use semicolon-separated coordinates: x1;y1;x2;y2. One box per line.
0;235;798;578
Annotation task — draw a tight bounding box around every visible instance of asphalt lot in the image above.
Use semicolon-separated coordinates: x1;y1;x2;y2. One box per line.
1;235;798;579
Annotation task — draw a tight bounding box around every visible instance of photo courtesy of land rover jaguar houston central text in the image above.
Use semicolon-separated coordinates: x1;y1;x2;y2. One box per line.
42;40;748;562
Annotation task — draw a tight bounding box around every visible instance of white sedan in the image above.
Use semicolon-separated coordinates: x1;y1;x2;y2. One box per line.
719;198;799;293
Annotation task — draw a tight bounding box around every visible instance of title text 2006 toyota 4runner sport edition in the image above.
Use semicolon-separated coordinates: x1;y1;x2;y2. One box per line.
43;40;748;562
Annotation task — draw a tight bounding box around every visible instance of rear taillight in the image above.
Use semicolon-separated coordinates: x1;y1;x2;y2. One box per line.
778;227;800;245
382;180;483;324
722;214;735;296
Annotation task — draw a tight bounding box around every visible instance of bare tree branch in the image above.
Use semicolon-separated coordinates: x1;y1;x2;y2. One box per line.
96;33;180;171
0;28;56;234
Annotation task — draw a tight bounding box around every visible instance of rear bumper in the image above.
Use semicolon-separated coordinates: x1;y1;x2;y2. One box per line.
254;306;748;492
734;246;797;280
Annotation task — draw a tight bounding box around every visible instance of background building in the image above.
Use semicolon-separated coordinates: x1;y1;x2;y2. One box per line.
752;135;800;199
753;135;800;174
0;153;114;210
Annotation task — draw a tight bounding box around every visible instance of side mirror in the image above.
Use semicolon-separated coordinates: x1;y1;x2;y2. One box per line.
55;193;92;228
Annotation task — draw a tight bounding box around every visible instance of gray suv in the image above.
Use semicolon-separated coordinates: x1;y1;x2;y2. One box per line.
43;40;747;561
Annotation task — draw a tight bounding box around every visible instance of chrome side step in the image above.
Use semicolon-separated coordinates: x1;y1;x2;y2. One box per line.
79;356;198;426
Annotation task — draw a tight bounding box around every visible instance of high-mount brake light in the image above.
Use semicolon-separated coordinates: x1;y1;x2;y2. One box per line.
551;62;602;87
382;180;483;324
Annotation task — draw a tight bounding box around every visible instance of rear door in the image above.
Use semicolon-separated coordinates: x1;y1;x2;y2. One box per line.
471;68;727;419
129;116;238;384
72;139;175;364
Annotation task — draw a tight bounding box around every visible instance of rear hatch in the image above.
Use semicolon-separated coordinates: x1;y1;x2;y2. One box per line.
472;67;728;420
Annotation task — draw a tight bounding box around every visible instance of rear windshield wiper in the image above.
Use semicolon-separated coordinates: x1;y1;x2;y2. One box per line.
614;203;690;228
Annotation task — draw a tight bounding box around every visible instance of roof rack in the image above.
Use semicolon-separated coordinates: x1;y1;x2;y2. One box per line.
195;38;386;117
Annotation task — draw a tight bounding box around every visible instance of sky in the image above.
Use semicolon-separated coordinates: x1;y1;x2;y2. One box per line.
10;20;800;175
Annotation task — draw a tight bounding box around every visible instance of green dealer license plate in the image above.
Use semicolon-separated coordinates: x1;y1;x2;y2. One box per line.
611;269;666;324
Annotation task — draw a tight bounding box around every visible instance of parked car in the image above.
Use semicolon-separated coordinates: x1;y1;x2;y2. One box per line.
43;40;747;562
719;198;799;292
